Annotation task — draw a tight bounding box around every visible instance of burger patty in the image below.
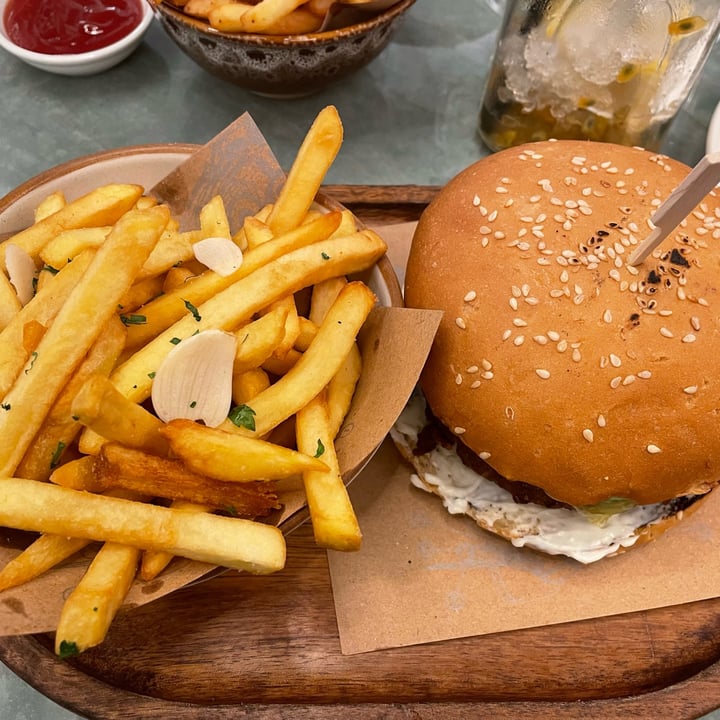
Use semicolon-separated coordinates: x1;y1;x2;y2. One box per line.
414;405;702;516
414;405;573;510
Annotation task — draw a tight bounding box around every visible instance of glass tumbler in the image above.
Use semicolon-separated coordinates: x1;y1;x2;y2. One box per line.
478;0;720;152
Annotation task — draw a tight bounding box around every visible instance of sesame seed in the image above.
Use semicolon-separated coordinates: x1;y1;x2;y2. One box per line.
682;333;697;343
535;369;550;379
464;290;477;302
690;316;701;331
502;329;512;341
547;331;560;342
513;318;528;327
603;309;613;323
455;374;463;385
479;451;492;460
683;386;698;394
597;414;607;428
610;376;622;389
495;186;509;194
472;195;481;206
479;226;491;235
557;339;568;352
660;327;674;338
622;375;636;385
637;370;652;379
582;428;594;443
481;359;493;370
466;365;479;374
647;444;662;454
534;335;548;345
609;354;622;367
470;380;481;389
509;297;519;311
513;335;526;346
454;427;466;435
572;348;582;362
482;371;494;380
455;317;467;330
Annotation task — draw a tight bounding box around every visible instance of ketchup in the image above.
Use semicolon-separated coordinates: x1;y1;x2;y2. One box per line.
3;0;144;55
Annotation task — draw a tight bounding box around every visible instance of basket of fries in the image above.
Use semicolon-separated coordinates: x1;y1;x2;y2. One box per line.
0;106;438;658
149;0;417;97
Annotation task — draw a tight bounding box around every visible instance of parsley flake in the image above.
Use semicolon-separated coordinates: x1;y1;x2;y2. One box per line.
24;351;38;374
321;252;330;260
184;299;201;322
58;640;79;659
1;403;10;411
170;337;182;345
50;441;66;469
120;314;147;326
314;439;325;458
228;404;256;431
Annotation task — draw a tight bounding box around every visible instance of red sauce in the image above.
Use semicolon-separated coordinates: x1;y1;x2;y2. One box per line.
3;0;144;55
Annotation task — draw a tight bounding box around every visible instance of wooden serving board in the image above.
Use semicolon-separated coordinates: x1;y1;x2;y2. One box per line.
2;186;720;720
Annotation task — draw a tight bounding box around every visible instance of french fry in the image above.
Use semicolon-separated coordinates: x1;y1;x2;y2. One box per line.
0;183;144;270
0;534;92;592
34;190;66;222
89;443;280;514
200;194;231;240
55;542;140;657
221;280;376;438
160;417;328;482
266;106;343;236
135;227;202;280
208;0;303;32
243;216;274;250
0;206;169;476
327;342;362;438
161;265;197;293
118;274;165;313
0;477;287;573
184;0;234;18
307;0;335;16
71;374;169;456
15;315;127;481
0;250;96;398
294;316;318;352
309;275;347;325
40;226;111;269
123;210;343;349
232;367;271;405
140;499;212;582
296;390;362;550
111;230;386;405
49;455;96;490
261;348;302;376
268;294;300;358
233;305;289;375
0;272;21;330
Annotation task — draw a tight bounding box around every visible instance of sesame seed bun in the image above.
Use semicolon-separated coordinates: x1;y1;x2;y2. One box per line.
404;139;720;509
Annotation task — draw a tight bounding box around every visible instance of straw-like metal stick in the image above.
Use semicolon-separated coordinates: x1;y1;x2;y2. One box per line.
627;152;720;266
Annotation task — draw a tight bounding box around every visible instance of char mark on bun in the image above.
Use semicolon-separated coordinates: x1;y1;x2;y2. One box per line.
393;139;720;562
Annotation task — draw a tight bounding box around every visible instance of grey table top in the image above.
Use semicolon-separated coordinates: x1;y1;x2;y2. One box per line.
1;1;719;717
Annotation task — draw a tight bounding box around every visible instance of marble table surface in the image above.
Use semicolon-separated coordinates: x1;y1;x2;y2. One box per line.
1;0;719;717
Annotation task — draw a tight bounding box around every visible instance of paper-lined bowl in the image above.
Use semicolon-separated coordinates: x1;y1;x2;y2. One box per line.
0;141;413;634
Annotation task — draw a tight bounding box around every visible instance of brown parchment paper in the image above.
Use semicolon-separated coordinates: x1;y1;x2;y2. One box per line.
0;119;442;636
328;221;720;655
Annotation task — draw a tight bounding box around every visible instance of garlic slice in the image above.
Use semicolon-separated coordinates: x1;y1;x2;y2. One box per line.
5;243;37;305
193;236;243;277
151;329;237;428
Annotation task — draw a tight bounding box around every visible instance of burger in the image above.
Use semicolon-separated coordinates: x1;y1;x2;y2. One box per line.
391;139;720;563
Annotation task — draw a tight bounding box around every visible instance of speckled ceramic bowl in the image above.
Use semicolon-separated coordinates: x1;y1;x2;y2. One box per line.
149;0;416;97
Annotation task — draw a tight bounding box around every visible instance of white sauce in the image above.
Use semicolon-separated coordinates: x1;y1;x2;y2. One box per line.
390;392;675;564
